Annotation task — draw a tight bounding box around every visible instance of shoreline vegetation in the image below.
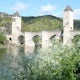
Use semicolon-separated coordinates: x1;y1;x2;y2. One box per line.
0;42;80;80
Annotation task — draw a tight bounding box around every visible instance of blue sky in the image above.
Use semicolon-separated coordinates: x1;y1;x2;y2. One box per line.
0;0;80;19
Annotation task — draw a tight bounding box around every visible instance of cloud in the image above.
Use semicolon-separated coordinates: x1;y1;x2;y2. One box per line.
40;4;56;14
74;9;80;18
11;1;30;12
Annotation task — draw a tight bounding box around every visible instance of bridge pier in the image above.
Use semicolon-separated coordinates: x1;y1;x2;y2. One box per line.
42;31;50;50
24;32;35;53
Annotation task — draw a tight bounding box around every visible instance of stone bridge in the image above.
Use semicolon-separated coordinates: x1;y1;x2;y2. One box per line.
6;5;80;51
24;30;61;49
71;30;80;39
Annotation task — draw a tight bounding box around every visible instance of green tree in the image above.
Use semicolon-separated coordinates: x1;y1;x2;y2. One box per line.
0;32;7;44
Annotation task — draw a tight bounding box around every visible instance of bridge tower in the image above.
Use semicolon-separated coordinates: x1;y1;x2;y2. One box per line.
63;5;73;46
11;12;21;45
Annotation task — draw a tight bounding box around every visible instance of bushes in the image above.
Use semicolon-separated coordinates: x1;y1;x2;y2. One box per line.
0;32;7;44
10;44;80;80
0;43;80;80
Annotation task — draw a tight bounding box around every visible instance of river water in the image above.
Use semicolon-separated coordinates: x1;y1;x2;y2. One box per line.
0;46;40;79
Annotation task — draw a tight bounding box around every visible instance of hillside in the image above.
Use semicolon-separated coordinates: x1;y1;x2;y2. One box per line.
0;12;80;32
22;15;80;32
74;19;80;30
22;15;63;32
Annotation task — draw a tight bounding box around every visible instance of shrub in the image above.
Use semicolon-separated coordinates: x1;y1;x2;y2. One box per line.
0;43;80;80
11;44;80;80
0;32;7;44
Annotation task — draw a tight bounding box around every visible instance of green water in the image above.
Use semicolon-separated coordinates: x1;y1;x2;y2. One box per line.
0;46;39;79
0;46;37;63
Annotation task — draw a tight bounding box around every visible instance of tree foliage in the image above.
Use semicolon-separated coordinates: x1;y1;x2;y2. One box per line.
0;32;7;44
1;43;79;80
72;35;80;45
22;15;63;32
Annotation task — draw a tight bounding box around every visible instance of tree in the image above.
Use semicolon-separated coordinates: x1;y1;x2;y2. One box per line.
0;32;7;44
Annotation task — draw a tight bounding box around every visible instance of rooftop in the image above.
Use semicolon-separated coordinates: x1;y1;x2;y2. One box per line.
13;11;20;17
64;5;73;11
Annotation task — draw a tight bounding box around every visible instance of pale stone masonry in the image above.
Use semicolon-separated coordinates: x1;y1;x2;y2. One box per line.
12;12;22;45
6;5;80;49
63;5;73;46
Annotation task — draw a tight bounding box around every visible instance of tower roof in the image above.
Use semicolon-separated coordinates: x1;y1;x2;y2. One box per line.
64;5;73;11
13;11;20;17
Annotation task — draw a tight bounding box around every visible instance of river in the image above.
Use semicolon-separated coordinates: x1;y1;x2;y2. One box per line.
0;46;41;79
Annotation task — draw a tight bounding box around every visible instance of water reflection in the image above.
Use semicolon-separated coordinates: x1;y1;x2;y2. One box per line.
25;46;35;54
7;46;19;58
0;45;41;67
0;45;41;79
0;48;7;63
0;45;41;63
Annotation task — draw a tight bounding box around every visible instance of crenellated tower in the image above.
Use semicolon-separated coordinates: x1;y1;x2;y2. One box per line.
63;5;74;46
11;12;21;45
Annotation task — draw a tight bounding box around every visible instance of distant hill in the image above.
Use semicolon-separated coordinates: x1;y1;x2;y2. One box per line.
22;15;63;32
22;15;80;32
0;12;9;17
0;12;80;32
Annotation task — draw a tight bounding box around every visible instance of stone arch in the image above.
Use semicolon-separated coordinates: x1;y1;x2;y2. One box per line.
49;34;57;46
8;37;12;44
6;35;12;44
32;35;41;51
32;35;41;46
72;35;80;45
9;37;12;41
18;35;25;45
50;35;56;43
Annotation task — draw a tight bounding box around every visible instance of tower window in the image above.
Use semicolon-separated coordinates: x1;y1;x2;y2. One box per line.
70;27;72;29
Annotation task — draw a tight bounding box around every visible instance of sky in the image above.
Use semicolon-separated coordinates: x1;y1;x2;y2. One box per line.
0;0;80;19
